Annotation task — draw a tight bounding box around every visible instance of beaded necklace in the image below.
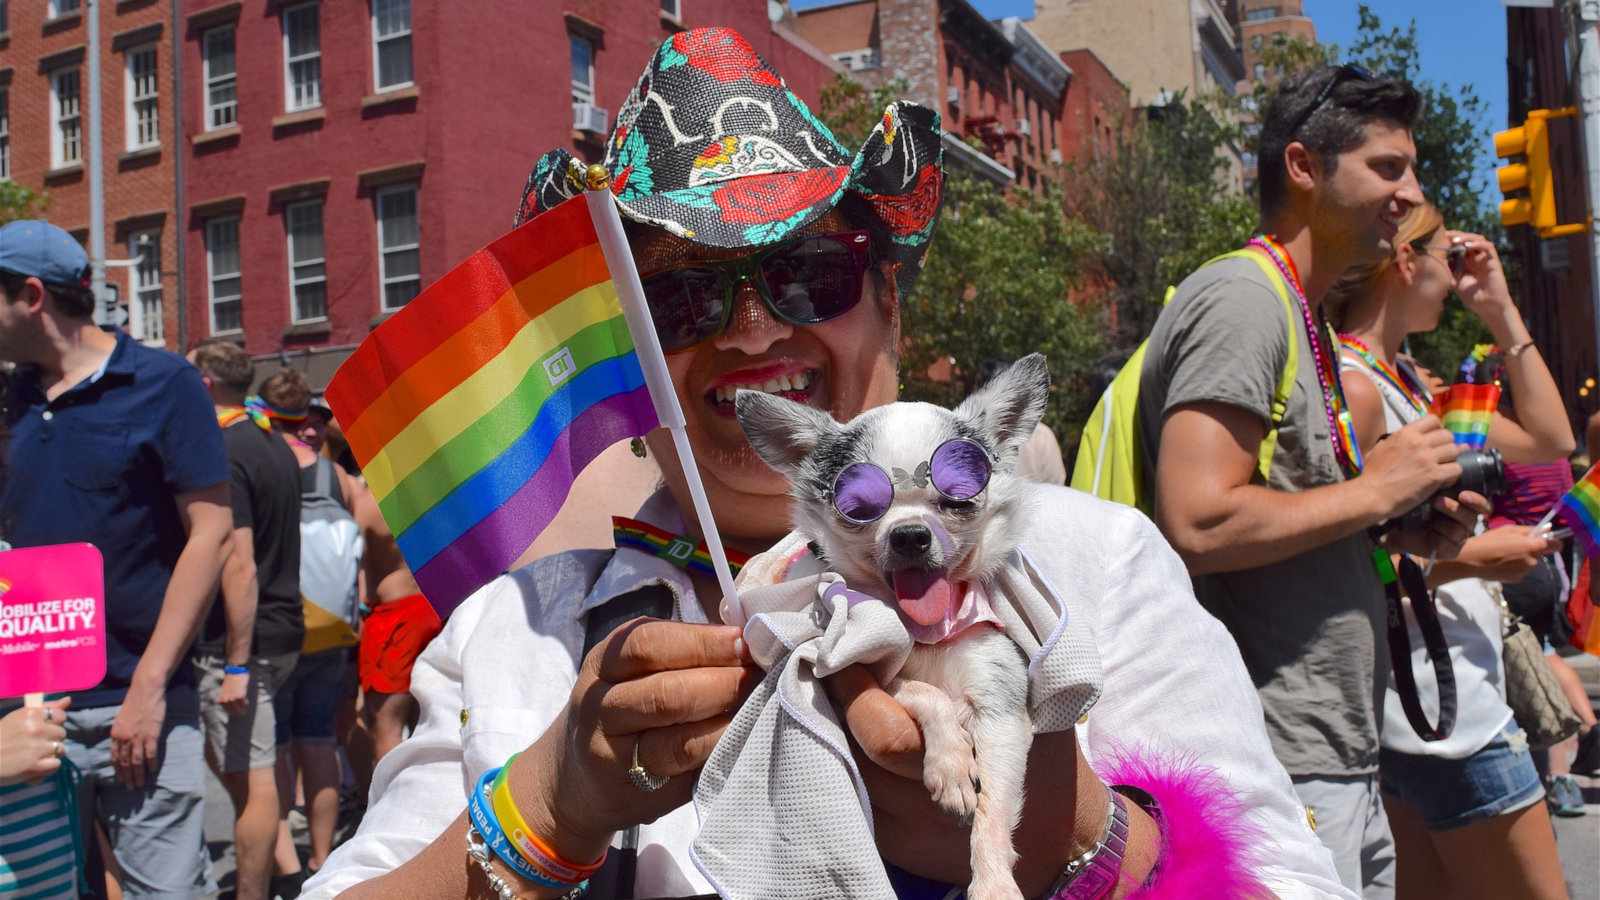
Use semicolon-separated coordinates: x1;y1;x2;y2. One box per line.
1247;235;1364;477
1337;334;1431;415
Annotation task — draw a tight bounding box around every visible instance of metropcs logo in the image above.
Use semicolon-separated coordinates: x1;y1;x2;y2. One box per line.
544;347;576;387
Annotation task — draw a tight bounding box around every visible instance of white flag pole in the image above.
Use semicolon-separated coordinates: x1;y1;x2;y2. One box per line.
583;175;743;624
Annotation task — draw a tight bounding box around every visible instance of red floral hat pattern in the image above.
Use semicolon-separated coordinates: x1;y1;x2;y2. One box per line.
517;27;943;293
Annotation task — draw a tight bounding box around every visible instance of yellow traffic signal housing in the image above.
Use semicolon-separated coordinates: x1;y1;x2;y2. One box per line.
1494;107;1577;233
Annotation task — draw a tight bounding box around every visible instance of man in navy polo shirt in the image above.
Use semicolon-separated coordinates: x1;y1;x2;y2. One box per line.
0;220;233;896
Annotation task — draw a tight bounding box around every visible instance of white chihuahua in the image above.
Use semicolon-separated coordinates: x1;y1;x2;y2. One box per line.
734;354;1050;900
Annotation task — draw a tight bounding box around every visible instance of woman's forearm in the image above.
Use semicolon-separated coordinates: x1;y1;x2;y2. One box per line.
1488;312;1575;462
336;814;472;899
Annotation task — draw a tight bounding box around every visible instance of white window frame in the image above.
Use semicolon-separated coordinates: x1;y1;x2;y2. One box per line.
0;87;9;181
570;34;594;105
206;216;243;334
285;199;327;323
48;0;79;18
376;184;421;312
203;26;237;131
127;232;163;345
124;44;159;151
660;0;683;21
50;68;82;168
282;2;322;112
371;0;413;93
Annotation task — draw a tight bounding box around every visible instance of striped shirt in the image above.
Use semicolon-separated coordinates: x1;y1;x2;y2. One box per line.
1491;461;1575;529
0;772;78;900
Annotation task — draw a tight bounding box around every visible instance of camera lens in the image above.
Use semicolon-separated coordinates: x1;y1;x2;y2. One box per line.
1455;448;1506;499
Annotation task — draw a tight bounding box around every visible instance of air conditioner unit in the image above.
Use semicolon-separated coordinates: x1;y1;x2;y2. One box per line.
1048;148;1063;164
1015;118;1032;136
947;85;961;106
573;102;609;135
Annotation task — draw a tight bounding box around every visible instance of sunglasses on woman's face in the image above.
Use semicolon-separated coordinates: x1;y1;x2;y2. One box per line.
827;438;993;525
640;230;874;354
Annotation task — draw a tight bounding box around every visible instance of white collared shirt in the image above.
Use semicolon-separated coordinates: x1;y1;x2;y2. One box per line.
305;488;1354;899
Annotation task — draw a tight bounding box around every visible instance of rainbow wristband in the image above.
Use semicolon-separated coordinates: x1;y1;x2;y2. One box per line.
466;767;581;891
490;763;606;883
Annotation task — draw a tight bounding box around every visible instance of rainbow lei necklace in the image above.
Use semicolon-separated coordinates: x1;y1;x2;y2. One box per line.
1337;334;1431;415
1247;235;1364;478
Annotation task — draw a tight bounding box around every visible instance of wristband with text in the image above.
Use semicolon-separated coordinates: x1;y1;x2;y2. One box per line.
467;767;581;891
490;757;606;883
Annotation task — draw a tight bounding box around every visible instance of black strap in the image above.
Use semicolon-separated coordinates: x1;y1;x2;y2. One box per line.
580;584;676;900
1377;547;1457;742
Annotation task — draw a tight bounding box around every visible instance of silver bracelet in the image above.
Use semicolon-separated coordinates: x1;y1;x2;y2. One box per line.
466;820;586;900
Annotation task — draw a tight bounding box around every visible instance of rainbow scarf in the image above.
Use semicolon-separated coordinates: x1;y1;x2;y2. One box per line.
1431;382;1499;449
245;395;309;426
1555;464;1600;558
326;196;660;617
216;404;270;432
612;517;750;577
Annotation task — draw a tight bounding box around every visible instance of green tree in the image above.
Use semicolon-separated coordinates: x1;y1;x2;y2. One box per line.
0;182;48;225
817;75;910;150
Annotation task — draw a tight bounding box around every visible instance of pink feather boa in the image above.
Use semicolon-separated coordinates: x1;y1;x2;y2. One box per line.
1094;746;1272;899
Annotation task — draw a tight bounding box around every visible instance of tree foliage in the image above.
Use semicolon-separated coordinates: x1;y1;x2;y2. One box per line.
0;182;48;226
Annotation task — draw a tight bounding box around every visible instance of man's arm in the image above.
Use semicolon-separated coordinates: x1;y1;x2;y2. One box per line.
111;483;232;787
1155;402;1467;575
215;525;258;715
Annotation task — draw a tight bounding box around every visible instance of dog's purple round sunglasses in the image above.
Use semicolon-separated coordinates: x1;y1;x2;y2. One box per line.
828;438;993;525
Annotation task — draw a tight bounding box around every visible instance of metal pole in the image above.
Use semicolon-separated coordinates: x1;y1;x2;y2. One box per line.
87;0;108;325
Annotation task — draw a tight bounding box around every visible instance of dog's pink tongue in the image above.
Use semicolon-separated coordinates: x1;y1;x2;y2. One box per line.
892;569;955;626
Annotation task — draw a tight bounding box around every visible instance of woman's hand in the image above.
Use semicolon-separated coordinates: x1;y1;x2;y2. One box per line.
1441;524;1559;585
1449;232;1521;340
505;619;759;867
0;698;71;786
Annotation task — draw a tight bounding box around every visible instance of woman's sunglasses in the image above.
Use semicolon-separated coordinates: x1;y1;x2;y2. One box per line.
640;230;874;354
1416;239;1467;280
827;438;993;525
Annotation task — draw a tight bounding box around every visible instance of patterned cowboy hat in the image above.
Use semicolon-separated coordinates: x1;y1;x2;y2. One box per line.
516;27;944;293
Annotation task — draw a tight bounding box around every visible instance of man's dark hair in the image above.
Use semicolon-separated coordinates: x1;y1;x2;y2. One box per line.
192;338;255;395
0;268;96;319
1257;66;1422;217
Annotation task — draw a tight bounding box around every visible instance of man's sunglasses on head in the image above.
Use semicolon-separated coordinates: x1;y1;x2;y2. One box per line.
641;230;874;353
1287;64;1374;138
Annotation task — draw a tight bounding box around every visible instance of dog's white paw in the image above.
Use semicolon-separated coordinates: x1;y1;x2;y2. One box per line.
923;740;978;821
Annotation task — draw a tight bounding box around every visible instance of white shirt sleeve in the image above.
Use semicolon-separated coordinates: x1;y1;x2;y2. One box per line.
299;588;492;899
1080;506;1356;900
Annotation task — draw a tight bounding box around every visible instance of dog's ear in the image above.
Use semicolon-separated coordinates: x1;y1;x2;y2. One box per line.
954;353;1050;460
734;390;839;475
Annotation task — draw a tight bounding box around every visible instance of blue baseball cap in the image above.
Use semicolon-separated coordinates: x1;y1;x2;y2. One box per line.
0;220;90;288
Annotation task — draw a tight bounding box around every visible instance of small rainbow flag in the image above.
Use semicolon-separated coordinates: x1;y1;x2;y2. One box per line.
1431;382;1499;449
1554;463;1600;559
326;196;660;616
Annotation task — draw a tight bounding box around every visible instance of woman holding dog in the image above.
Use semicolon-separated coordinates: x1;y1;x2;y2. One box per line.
1329;201;1572;900
306;29;1349;900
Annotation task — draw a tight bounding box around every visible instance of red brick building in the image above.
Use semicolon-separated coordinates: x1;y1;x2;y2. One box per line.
1;0;180;346
176;1;838;384
1237;0;1317;87
1057;48;1129;165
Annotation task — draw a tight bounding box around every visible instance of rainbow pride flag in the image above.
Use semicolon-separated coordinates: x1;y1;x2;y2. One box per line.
1554;464;1600;558
1432;382;1499;448
326;196;660;616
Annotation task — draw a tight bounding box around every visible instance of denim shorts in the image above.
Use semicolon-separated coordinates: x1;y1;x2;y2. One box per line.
274;648;349;744
1379;724;1546;830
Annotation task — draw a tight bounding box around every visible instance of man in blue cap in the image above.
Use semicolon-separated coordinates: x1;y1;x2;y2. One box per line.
0;220;234;896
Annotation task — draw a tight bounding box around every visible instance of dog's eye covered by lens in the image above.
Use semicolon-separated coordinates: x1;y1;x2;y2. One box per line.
833;462;895;524
929;439;991;500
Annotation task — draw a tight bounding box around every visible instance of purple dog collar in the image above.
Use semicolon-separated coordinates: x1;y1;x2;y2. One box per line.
1047;786;1129;900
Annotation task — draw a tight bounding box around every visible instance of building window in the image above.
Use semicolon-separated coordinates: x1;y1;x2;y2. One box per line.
376;184;420;311
372;0;413;91
129;232;162;344
286;200;327;322
1251;35;1263;52
283;3;322;111
0;1;8;34
48;0;79;18
1245;7;1278;21
206;217;242;333
660;0;682;20
570;35;594;104
125;45;159;150
1253;62;1267;81
50;68;81;168
203;27;237;130
0;89;9;181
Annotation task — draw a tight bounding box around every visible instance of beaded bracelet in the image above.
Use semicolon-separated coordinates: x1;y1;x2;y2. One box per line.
466;767;588;892
466;819;587;900
490;762;606;883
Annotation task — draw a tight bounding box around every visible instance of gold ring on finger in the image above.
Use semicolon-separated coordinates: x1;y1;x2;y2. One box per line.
627;738;670;793
53;740;65;758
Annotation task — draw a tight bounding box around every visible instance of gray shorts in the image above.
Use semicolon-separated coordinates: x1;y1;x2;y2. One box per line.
64;704;214;898
196;652;299;773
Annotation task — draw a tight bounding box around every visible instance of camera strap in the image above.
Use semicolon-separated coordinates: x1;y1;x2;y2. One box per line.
1372;545;1457;741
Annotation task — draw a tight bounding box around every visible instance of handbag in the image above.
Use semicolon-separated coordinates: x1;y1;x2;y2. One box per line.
1494;582;1583;749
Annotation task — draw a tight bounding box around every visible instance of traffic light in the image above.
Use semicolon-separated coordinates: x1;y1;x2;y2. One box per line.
1494;107;1580;236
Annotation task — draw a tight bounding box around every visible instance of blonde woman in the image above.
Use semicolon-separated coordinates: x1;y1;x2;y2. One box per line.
1329;202;1574;900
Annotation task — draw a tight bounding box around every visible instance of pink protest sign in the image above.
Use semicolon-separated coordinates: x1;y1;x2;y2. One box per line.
0;543;107;698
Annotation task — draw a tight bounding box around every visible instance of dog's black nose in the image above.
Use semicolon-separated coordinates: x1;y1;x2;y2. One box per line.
889;523;933;556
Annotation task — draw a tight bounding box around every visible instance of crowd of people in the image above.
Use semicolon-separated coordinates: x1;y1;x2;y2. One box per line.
0;25;1597;900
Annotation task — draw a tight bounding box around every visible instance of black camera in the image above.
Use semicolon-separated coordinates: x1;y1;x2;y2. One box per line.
1395;448;1506;532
